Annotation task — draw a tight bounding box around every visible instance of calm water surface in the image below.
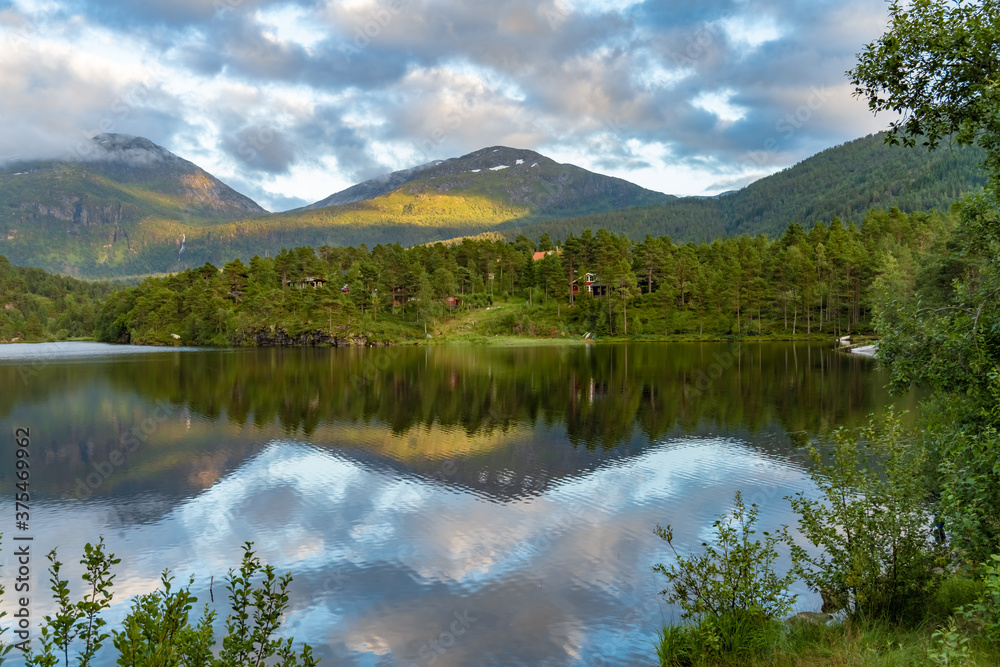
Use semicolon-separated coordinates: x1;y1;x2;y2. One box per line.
0;342;914;666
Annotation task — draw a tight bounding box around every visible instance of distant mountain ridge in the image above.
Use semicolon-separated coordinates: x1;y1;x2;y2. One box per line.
503;133;988;243
82;134;265;215
0;132;988;279
1;134;266;221
0;133;268;275
303;146;675;214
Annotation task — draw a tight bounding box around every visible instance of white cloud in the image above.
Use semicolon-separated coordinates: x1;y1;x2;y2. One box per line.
692;88;748;123
256;4;328;49
0;0;900;206
563;0;644;15
719;13;784;54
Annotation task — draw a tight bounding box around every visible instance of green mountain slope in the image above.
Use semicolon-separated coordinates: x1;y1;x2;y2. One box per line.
509;134;986;243
0;133;986;279
0;134;267;276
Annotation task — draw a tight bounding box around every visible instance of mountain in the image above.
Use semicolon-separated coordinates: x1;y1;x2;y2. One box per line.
0;134;267;276
508;134;987;243
302;161;441;209
0;133;987;279
4;134;266;220
302;146;674;214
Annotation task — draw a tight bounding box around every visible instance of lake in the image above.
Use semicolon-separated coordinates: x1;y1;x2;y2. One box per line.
0;341;913;666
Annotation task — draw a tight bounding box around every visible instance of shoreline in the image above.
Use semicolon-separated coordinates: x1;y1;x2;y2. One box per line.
0;332;870;348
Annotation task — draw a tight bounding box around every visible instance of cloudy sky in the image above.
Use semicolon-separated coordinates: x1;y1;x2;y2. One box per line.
0;0;896;211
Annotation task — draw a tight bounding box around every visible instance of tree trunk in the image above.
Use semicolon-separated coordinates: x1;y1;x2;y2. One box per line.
568;260;575;306
608;294;613;335
736;292;741;334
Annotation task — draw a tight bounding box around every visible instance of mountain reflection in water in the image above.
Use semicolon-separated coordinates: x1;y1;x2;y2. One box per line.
0;342;912;666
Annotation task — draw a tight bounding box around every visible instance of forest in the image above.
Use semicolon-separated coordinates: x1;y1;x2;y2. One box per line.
0;255;116;342
0;203;952;347
83;205;949;347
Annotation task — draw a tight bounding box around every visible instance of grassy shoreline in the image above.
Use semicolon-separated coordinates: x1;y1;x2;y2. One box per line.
656;616;1000;666
3;330;876;347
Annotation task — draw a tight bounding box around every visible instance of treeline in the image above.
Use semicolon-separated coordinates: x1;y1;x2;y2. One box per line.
0;255;116;342
90;205;951;346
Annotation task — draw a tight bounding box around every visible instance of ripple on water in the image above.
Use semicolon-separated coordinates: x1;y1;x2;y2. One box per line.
0;341;203;362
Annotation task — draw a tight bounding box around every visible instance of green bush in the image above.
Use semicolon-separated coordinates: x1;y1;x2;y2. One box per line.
112;572;215;666
935;424;1000;566
786;411;941;624
654;491;801;622
7;540;316;667
656;611;784;666
653;491;800;665
961;554;1000;644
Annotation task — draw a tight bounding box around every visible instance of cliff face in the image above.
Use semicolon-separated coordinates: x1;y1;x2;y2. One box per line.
15;198;129;225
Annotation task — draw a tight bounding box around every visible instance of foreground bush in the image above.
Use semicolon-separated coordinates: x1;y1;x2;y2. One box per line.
0;538;315;667
786;411;941;624
653;491;800;665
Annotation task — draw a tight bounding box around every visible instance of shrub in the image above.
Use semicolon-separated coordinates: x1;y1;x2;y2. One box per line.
961;553;1000;644
15;541;315;667
654;491;800;623
928;618;972;667
786;411;940;623
26;538;120;667
935;424;1000;566
112;572;215;666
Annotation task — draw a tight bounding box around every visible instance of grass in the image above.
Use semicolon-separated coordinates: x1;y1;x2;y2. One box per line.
414;295;867;346
657;616;1000;667
654;574;995;666
436;335;587;346
267;295;874;348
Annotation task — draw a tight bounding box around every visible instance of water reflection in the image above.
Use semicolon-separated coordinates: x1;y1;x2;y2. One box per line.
0;342;910;666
